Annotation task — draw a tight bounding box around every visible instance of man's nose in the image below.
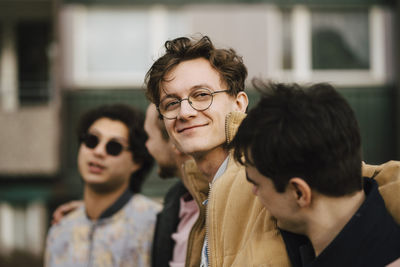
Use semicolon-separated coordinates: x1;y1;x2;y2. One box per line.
93;141;107;157
177;98;197;119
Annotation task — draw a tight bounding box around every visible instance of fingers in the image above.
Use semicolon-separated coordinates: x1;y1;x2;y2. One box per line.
51;200;83;225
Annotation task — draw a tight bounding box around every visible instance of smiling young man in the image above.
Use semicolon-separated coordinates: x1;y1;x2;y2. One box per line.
231;81;400;266
45;104;161;267
145;36;289;266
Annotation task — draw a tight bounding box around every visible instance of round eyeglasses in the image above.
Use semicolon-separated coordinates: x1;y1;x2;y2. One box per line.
157;88;229;119
80;133;130;156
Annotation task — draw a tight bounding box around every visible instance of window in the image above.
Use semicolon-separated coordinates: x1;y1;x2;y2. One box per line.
17;21;51;104
86;10;150;76
311;9;370;70
61;5;188;88
281;7;293;70
269;5;392;86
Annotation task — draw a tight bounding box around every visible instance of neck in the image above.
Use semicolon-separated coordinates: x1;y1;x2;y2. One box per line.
192;146;229;183
83;183;128;220
175;153;193;179
304;190;366;256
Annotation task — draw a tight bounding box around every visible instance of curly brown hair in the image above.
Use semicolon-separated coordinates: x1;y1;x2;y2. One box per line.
145;35;247;106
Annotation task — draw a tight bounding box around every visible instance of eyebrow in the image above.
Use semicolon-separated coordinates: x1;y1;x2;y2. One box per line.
160;84;214;102
160;92;180;102
192;84;213;90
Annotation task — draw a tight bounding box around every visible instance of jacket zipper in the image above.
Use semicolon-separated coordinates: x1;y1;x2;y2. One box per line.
205;198;211;267
205;178;217;267
87;223;96;267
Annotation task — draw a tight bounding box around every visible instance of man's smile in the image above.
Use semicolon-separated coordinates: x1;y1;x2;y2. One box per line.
177;123;209;133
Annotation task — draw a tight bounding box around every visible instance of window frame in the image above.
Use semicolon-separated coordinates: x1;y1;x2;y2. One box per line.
61;4;187;89
266;5;392;86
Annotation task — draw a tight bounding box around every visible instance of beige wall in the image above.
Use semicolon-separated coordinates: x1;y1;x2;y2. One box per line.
0;106;60;176
187;4;272;82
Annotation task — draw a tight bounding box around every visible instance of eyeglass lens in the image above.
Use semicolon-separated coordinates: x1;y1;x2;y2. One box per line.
81;133;125;156
159;88;214;119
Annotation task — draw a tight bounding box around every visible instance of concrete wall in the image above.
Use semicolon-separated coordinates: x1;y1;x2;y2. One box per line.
0;106;60;176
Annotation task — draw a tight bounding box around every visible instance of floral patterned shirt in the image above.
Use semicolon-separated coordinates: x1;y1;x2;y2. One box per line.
45;191;161;267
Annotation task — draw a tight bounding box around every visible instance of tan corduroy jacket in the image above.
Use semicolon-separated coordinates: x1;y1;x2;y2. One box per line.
182;111;400;267
362;160;400;224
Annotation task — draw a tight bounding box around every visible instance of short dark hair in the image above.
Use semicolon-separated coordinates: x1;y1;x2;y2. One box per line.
231;80;362;196
77;104;154;193
145;35;247;106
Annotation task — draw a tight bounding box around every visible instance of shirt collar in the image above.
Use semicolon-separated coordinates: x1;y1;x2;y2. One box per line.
281;178;389;266
85;189;133;220
210;155;229;187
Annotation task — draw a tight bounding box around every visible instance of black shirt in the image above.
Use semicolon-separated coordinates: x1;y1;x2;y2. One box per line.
281;178;400;267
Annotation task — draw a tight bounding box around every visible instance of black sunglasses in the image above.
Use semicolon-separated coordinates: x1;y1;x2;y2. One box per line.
80;133;130;156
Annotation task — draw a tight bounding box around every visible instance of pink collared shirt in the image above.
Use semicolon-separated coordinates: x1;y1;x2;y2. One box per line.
169;193;199;267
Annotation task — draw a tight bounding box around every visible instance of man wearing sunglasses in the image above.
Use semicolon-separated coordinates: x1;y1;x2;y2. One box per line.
145;35;290;266
45;104;161;267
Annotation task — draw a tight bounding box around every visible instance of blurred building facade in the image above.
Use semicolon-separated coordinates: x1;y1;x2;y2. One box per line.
0;0;398;261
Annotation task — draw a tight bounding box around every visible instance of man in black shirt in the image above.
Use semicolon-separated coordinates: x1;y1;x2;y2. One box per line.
231;80;400;267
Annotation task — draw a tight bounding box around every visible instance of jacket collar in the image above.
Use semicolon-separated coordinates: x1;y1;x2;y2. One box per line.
225;111;246;144
182;159;209;207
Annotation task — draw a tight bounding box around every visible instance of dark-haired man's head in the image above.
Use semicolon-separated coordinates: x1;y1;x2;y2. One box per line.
231;80;362;222
77;104;153;194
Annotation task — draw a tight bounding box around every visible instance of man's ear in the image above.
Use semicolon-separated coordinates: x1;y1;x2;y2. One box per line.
234;91;248;112
289;177;312;208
